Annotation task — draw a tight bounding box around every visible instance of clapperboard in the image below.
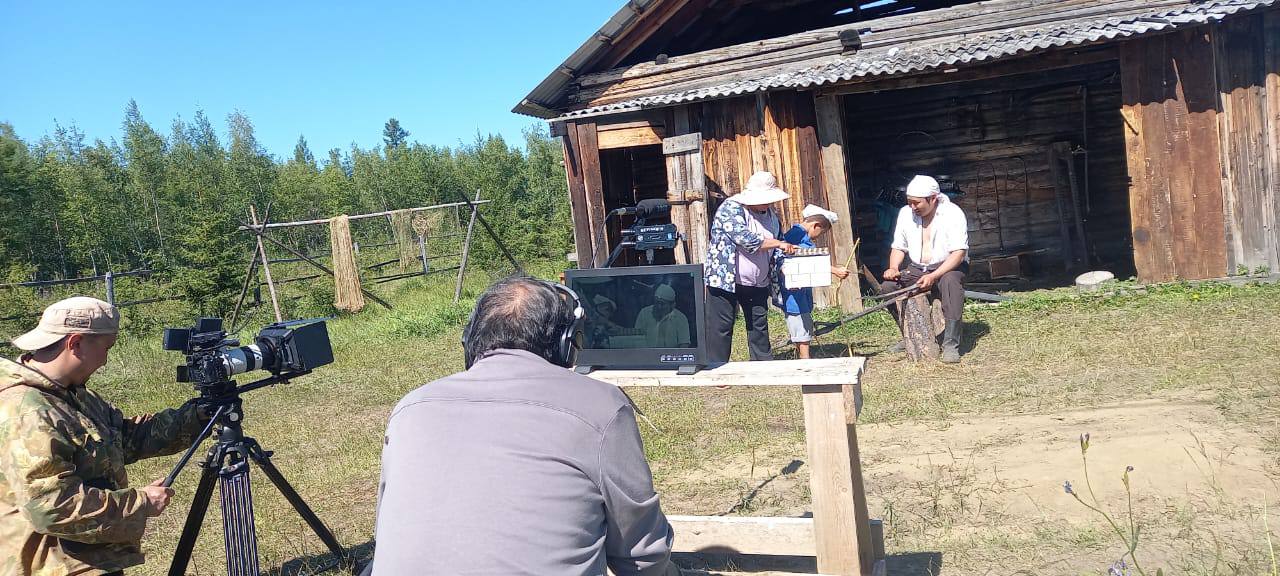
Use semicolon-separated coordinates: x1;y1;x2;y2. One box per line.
780;247;832;288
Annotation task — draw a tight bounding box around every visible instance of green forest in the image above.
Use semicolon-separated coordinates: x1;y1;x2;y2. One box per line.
0;101;573;330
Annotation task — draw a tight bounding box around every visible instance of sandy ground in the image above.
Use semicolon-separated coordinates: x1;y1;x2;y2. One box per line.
665;394;1276;575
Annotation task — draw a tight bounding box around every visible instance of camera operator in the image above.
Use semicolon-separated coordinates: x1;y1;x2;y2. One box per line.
0;297;208;576
372;276;679;575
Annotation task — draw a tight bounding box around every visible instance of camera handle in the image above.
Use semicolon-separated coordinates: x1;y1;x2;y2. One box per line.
162;403;227;488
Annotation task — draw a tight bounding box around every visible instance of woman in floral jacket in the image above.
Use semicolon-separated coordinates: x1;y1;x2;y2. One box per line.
703;171;798;362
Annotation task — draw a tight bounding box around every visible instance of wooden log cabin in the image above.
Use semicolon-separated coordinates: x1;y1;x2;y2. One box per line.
515;0;1280;311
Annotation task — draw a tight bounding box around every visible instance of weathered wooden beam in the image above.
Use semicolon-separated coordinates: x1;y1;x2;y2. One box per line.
563;123;597;268
802;382;873;576
577;122;611;268
668;516;816;556
236;200;491;231
598;125;666;149
813;94;862;313
586;357;864;388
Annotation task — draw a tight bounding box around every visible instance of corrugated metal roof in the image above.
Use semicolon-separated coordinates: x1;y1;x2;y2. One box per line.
554;0;1274;120
511;0;662;118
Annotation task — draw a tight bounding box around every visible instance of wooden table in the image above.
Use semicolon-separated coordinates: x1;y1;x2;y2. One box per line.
589;358;884;576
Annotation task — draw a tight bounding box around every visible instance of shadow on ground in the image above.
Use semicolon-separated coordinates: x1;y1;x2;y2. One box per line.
265;539;373;576
723;459;805;515
676;551;943;575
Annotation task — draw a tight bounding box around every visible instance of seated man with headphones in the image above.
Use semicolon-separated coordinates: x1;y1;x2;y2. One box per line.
371;276;678;576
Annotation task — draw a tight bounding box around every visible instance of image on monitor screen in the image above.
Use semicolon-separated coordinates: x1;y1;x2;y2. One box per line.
571;270;700;351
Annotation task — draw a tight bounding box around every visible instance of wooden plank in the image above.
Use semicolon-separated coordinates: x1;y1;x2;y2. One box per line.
598;125;665;149
1120;29;1228;282
668;515;816;556
587;357;865;388
577;122;611;268
688;199;709;264
596;0;696;70
1268;11;1280;273
1175;27;1229;280
563;124;596;268
802;383;873;575
1214;14;1273;273
813;94;862;313
663;132;702;154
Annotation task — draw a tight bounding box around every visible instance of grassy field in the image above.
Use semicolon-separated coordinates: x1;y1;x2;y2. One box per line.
16;270;1280;575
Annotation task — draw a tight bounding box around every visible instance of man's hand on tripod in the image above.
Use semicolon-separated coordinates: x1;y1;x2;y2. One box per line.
140;478;175;516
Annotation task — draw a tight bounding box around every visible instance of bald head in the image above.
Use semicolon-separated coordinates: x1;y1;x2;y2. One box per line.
463;276;577;368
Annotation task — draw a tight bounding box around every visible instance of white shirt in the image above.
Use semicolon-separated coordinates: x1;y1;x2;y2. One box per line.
891;201;969;266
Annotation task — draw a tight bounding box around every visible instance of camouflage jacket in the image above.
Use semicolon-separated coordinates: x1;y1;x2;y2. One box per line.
0;356;205;576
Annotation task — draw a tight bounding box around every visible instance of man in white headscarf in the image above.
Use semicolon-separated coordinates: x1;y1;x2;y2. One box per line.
634;284;691;348
880;175;970;363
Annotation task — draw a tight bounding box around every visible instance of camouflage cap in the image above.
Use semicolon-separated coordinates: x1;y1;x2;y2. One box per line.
11;296;120;350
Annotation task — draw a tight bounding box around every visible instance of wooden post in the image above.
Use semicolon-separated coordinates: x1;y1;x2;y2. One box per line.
250;205;283;322
419;235;429;274
454;189;481;303
814;95;862;313
104;271;115;306
802;381;874;576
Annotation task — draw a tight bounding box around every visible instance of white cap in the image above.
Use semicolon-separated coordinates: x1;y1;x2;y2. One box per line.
906;175;941;198
801;204;838;225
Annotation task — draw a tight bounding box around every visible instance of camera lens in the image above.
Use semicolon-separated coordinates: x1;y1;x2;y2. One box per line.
221;344;275;377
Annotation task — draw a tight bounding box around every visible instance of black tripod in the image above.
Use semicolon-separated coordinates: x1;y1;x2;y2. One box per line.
166;374;347;576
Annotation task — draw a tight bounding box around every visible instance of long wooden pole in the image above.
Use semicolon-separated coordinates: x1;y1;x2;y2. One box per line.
237;200;491;231
229;203;273;330
454;189;482;303
241;219;393;310
249;205;283;322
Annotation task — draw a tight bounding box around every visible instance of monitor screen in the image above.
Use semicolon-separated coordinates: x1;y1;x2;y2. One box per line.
565;264;707;371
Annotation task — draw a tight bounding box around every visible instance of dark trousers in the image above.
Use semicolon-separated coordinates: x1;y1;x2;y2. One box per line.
880;261;968;322
706;285;773;362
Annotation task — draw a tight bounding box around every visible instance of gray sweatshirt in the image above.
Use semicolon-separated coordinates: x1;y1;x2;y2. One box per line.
372;349;675;575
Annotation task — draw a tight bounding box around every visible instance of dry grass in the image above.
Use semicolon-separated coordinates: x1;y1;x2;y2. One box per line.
52;277;1280;575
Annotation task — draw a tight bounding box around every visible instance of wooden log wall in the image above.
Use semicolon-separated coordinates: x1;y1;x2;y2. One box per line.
692;91;829;225
843;60;1133;280
1120;26;1228;282
1214;11;1280;275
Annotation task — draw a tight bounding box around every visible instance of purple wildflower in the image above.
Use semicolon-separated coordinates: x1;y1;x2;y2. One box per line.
1063;481;1074;495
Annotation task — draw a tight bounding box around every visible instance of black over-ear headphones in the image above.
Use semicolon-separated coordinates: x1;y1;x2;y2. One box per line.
461;280;584;369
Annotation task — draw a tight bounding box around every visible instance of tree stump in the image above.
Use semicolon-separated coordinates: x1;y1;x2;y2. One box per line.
900;294;940;361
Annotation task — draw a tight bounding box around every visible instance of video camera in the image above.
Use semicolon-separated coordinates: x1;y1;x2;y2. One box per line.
162;317;334;395
604;198;680;267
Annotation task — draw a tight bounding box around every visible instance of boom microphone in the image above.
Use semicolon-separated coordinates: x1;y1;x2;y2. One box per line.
609;198;671;220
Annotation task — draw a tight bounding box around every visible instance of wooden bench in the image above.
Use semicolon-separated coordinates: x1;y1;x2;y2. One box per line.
590;358;885;576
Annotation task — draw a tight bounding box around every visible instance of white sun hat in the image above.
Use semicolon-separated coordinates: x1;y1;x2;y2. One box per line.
734;171;791;206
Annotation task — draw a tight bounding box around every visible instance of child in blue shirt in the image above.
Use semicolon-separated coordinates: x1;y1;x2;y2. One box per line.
777;204;851;359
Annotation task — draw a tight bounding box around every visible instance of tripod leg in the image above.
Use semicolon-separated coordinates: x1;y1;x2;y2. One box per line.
220;463;261;576
249;447;347;560
169;461;219;576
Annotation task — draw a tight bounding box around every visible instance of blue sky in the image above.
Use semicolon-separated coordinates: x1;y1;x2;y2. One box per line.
1;1;618;158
